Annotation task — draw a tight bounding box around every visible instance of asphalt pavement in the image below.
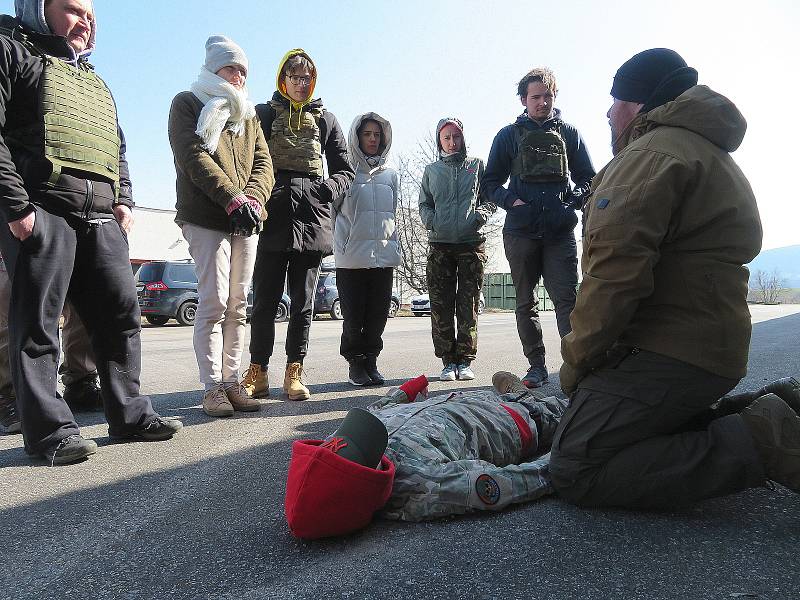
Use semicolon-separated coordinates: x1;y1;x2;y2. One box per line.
1;307;799;600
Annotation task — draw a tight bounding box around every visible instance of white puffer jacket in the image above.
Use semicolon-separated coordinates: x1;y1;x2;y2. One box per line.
333;112;401;269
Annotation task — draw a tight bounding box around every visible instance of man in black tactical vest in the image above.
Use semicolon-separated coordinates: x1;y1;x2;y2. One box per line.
483;67;595;389
0;0;182;465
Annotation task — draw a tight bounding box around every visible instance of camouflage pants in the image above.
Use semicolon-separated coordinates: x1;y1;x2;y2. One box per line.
426;242;485;364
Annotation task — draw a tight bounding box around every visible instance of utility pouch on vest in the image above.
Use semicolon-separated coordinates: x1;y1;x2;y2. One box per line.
40;58;121;196
268;102;324;177
510;125;568;183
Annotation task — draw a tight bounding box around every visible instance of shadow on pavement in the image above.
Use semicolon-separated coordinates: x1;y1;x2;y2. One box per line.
1;311;799;598
1;426;798;599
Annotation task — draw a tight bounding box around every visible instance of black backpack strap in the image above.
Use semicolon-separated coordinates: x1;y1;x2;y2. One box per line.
255;103;276;141
318;109;329;154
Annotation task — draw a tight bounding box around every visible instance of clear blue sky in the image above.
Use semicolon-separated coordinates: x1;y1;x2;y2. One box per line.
2;0;797;249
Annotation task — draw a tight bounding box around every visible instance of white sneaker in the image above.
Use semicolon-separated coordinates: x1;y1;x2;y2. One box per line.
440;364;457;381
457;364;475;380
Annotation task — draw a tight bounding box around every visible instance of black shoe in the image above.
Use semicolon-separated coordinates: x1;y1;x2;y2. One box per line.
0;393;21;434
364;356;384;385
63;375;104;412
42;434;97;466
110;416;183;442
758;377;800;413
522;365;549;389
348;359;372;387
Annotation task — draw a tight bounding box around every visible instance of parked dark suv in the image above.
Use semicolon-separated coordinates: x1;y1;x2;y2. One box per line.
136;260;199;326
136;260;289;326
313;269;400;320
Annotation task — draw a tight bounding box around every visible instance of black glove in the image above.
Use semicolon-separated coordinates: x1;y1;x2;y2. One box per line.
230;203;260;236
562;189;586;210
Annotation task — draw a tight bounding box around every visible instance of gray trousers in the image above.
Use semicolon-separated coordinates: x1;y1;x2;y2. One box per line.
503;233;577;367
549;348;765;508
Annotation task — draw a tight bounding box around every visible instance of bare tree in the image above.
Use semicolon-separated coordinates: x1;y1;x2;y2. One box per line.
754;269;787;304
393;133;506;296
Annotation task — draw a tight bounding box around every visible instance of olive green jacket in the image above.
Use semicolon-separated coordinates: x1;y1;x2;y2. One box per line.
418;154;494;244
561;86;762;389
168;91;274;234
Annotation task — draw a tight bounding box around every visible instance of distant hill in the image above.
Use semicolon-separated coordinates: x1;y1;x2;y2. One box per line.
748;245;800;288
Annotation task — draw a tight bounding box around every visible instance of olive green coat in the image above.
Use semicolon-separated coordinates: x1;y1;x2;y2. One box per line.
418;154;494;244
561;85;762;389
168;91;274;234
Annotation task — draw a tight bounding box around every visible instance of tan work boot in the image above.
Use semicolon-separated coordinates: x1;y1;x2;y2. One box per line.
741;393;800;492
242;363;269;398
203;385;234;417
225;383;261;412
493;371;530;395
284;362;310;401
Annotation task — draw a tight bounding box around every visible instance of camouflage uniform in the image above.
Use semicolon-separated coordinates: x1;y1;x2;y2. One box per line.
368;387;567;522
426;242;486;364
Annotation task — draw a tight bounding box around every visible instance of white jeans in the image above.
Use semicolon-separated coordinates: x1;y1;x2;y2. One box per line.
182;224;258;385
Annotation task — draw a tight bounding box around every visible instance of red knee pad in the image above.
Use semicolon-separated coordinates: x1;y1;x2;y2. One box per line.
285;439;395;539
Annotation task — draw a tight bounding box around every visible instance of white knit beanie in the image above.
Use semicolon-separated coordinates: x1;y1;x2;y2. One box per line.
204;35;248;76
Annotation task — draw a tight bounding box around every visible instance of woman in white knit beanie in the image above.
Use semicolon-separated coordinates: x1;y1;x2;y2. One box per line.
167;35;275;417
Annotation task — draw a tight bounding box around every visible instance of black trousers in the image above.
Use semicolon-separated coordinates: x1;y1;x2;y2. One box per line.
249;247;321;365
548;349;765;509
337;267;393;361
0;208;156;455
503;233;577;367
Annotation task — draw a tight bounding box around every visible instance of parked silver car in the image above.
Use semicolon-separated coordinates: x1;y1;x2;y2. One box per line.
410;291;485;317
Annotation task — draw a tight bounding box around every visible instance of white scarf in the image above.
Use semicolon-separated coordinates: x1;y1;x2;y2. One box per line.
190;67;255;154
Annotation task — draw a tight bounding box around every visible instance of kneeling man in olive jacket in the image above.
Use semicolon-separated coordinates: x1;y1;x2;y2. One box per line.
549;48;800;508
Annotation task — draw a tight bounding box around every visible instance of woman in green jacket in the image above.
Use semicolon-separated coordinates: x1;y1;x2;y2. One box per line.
418;118;495;381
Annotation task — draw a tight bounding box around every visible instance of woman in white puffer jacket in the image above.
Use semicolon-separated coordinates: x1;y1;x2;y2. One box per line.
333;112;401;387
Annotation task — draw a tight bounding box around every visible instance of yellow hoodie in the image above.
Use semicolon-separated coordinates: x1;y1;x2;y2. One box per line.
276;49;317;133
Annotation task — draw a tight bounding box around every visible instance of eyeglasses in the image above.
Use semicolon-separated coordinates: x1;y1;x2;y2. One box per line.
286;75;311;86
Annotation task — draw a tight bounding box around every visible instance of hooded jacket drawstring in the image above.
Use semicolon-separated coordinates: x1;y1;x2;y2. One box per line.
287;103;306;136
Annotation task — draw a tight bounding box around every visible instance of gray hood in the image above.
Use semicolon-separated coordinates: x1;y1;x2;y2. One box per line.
348;112;392;173
435;117;466;157
15;0;96;60
14;0;48;34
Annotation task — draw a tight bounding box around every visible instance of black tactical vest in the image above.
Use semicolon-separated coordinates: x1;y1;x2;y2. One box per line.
510;124;568;183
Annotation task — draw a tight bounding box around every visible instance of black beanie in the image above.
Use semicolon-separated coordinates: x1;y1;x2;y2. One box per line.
611;48;699;113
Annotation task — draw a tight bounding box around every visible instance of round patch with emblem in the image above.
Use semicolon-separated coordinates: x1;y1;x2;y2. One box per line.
475;474;501;505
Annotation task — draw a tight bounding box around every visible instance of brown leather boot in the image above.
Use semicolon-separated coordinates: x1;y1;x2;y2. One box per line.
225;383;261;412
242;363;269;398
284;362;310;401
202;385;234;417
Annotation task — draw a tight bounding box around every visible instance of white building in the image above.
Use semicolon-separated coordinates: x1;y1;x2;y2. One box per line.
127;206;191;267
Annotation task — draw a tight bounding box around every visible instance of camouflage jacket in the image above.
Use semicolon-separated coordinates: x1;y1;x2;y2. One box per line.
369;388;567;522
